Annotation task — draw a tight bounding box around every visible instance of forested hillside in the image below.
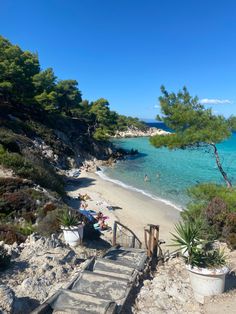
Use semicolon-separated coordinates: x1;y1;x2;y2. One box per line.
0;35;146;243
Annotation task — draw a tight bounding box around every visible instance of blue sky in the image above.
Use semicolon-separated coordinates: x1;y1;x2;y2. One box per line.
1;0;236;120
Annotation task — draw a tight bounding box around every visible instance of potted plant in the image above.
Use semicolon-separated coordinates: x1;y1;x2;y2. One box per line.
58;209;84;247
171;221;229;303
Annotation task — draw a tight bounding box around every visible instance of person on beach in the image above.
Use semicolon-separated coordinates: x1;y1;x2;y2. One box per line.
144;174;149;182
81;202;88;209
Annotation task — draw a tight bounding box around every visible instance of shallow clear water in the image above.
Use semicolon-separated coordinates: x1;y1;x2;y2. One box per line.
102;131;236;209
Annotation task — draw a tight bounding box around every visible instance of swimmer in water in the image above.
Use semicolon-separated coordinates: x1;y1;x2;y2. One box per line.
144;174;149;182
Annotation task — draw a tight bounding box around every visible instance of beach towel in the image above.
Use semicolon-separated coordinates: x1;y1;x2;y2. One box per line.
79;209;96;222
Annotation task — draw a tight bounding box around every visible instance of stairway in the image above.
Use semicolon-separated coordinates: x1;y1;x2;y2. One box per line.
32;246;147;314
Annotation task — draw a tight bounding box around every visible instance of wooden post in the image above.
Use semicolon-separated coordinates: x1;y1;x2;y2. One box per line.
113;221;117;246
144;228;149;250
131;235;135;248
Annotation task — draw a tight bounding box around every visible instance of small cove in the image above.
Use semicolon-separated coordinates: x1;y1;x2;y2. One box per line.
101;129;236;209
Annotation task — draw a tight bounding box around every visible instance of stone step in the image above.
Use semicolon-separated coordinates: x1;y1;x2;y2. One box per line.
71;271;132;306
52;289;117;314
32;246;148;313
102;247;147;271
92;257;137;281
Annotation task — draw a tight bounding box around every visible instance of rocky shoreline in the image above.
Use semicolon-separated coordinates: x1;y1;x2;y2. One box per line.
113;126;170;138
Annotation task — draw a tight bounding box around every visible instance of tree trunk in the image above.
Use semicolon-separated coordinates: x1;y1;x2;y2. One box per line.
211;143;232;188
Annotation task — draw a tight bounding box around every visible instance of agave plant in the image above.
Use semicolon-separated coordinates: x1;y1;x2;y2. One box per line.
171;221;227;268
58;209;79;228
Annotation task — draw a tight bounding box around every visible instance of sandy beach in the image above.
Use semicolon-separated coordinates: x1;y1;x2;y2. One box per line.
66;170;180;247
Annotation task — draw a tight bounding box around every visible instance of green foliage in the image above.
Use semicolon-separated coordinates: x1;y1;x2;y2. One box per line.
188;184;236;213
16;222;35;236
56;79;82;113
0;145;64;195
182;183;236;249
0;35;40;104
0;244;11;270
36;208;62;236
150;86;235;186
33;67;56;93
223;213;236;249
89;98;146;140
0;190;36;217
0;224;26;244
35;90;58;112
90;98;111;126
227;115;236;131
89;98;117;139
116;115;147;131
57;209;80;227
171;221;227;268
93;127;110;141
1;35;146;145
0;128;21;152
153;86;231;145
171;221;202;264
188;248;226;268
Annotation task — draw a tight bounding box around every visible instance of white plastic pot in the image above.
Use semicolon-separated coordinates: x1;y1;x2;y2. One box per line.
186;265;229;303
61;224;84;247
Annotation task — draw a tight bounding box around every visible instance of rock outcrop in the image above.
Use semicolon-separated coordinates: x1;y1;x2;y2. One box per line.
0;233;108;313
133;257;203;314
113;126;170;138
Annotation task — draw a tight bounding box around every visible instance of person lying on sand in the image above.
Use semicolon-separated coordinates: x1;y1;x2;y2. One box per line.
81;202;88;209
95;211;109;221
93;218;109;231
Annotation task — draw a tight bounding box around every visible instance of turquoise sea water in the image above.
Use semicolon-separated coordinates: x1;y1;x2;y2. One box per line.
99;126;236;210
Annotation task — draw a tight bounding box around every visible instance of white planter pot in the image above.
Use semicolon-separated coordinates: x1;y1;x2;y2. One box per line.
186;265;229;303
61;224;84;247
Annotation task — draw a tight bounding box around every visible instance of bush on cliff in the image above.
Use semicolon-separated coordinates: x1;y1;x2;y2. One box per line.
0;145;64;195
0;224;26;244
182;183;236;249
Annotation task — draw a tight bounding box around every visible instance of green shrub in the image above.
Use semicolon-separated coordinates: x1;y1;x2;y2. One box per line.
0;128;20;153
57;209;80;227
0;191;36;217
0;245;11;270
223;213;236;249
182;183;236;246
226;233;236;250
204;197;228;239
171;221;227;268
16;222;35;236
36;209;62;236
0;177;32;195
0;224;26;244
0;145;64;195
187;183;236;213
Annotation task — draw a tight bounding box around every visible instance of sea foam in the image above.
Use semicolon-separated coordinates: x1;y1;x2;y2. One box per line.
96;169;183;212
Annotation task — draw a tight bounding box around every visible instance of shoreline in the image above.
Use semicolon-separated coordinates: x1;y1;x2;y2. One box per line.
66;170;180;246
96;169;183;212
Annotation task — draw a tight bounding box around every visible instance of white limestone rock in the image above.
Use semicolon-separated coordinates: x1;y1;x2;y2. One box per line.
0;285;15;313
